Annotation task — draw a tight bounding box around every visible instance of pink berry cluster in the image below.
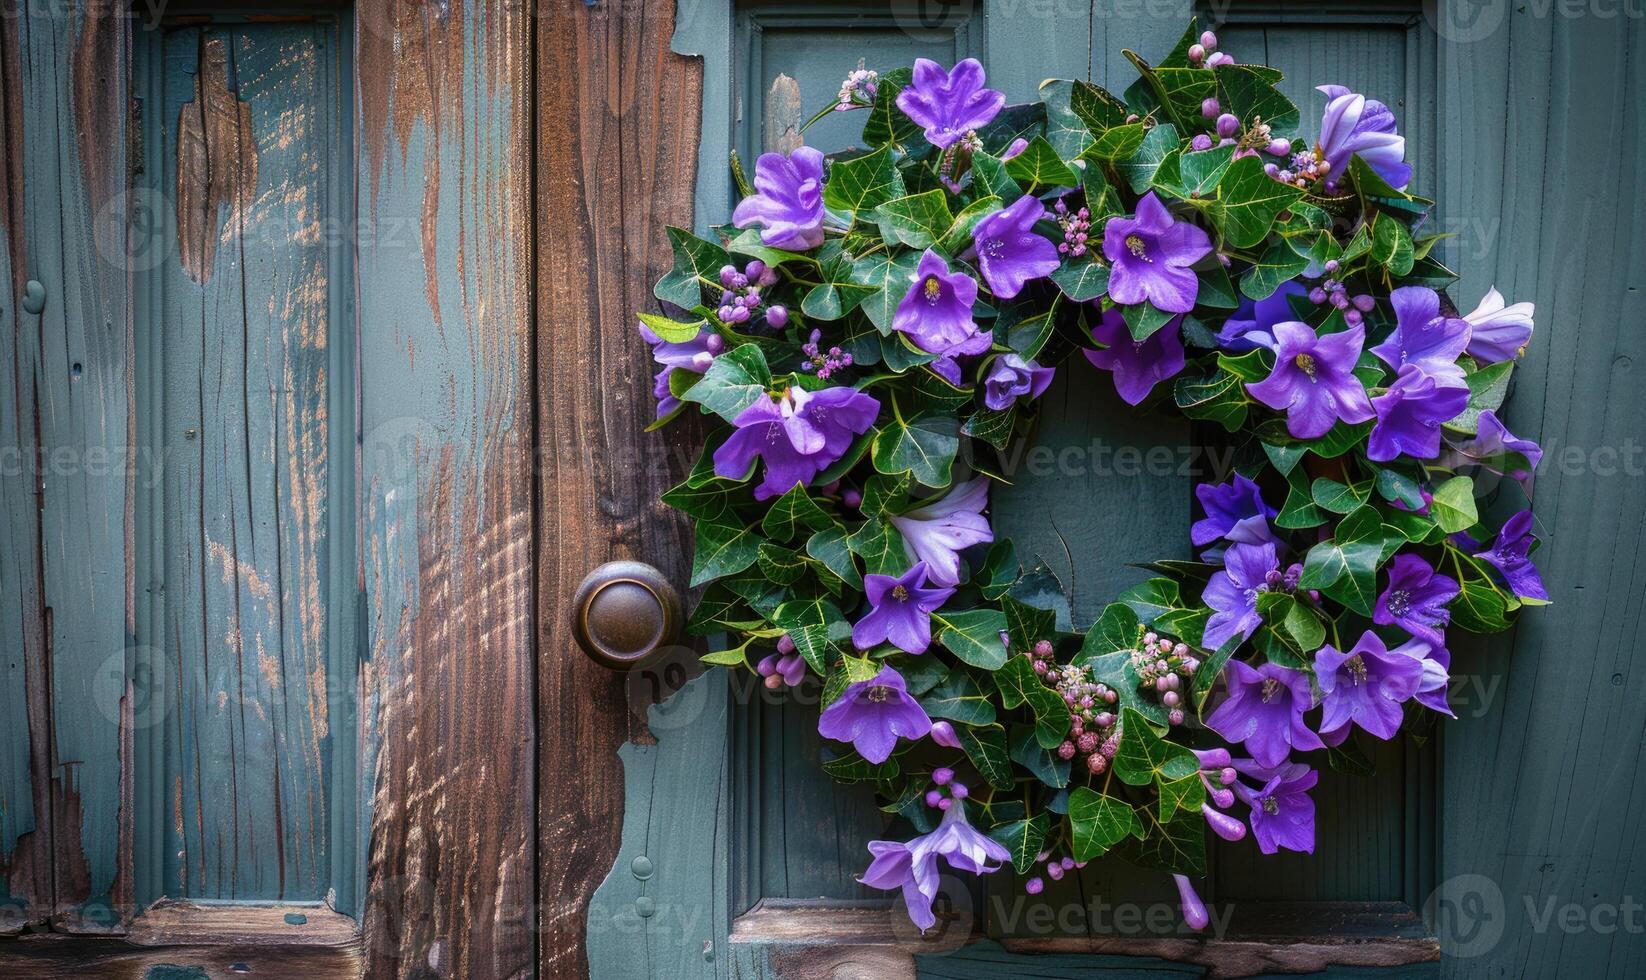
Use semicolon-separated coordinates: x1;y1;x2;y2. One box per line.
1192;103;1292;162
924;767;969;812
1265;148;1333;190
717;260;788;328
1130;630;1200;727
834;63;879;112
756;634;806;690
1051;198;1093;258
800;328;853;379
1025;640;1123;776
1022;850;1089;895
1308;261;1377;327
1186;30;1233;69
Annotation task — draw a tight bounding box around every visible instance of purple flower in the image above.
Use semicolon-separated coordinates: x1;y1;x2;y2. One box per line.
1475;510;1549;601
893;249;991;356
1201;542;1279;651
1314;630;1426;741
853;561;957;654
1370;286;1469;386
982;354;1054;410
1235;763;1317;855
1192;473;1279;552
1373;553;1459;647
1102;192;1213;313
713;386;880;500
1218;280;1308;351
1391;636;1453;717
732;147;826;251
640;321;718;419
860;801;1010;931
896;58;1006;150
1368;365;1470;461
972;196;1060;298
818;665;933;764
1204;659;1323;768
1315;84;1410;191
1440;410;1543;490
889;480;994;587
859;840;937;929
1462;287;1534;364
1247;321;1375;439
1084;306;1185;406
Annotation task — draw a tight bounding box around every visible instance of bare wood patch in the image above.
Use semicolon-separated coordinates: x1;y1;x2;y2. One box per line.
175;36;257;284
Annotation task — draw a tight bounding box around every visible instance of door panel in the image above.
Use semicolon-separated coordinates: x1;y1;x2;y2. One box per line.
135;21;356;909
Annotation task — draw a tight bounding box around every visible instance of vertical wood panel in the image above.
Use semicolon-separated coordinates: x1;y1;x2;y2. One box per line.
0;0;52;934
535;0;708;974
355;1;535;975
1438;6;1646;977
137;21;343;905
11;0;134;933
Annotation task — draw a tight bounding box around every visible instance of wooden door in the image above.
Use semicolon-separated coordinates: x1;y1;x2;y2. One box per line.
1;1;535;975
563;2;1646;979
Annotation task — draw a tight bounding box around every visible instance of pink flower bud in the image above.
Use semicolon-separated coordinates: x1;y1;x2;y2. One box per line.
1200;31;1218;50
1216;113;1240;138
1175;874;1211;930
1200;97;1220;119
1188;43;1205;63
930;720;962;749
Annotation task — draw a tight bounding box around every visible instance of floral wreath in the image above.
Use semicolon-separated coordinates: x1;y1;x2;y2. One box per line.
640;22;1546;931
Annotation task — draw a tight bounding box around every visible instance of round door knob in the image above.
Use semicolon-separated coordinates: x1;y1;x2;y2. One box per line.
572;561;683;670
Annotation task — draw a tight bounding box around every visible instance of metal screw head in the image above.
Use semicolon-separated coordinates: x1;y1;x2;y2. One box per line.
21;280;45;315
571;561;682;671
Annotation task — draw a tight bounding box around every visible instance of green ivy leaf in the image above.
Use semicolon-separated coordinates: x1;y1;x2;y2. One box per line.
872;409;959;488
971;151;1022;201
1080;602;1140;658
823;145;905;214
846;519;907;577
691;515;764;587
1447;544;1520;632
851;250;923;335
1430;475;1480;534
990;812;1051;874
1241;238;1310;300
1446;360;1514;434
1214;63;1300;134
654;226;730;309
940;195;1002;255
637;311;706;344
957;723;1015;790
807;527;863;591
1114;808;1206;876
861;67;919;148
1010;725;1071;788
963;406;1017;450
921;665;999;726
994;655;1072;749
1005;135;1079;190
1049;259;1111;302
933;608;1010;670
680;343;771;423
771;597;848;674
873;189;955;249
762;484;834;542
1068;786;1143;862
1370;211;1415;276
822;751;899;784
1178;143;1236;198
1117;123;1179;192
1174;365;1249;432
1212;155;1305;249
757;542;809;586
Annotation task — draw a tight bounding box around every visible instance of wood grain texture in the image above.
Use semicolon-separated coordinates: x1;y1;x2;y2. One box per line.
139;22;345;907
534;0;705;976
356;1;535;976
0;0;52;936
124;900;357;947
1435;5;1646;978
9;0;134;933
0;931;362;979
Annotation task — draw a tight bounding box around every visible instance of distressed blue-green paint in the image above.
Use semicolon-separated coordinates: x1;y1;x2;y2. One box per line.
1433;5;1646;978
132;18;355;907
588;673;733;979
15;0;131;930
0;25;51;929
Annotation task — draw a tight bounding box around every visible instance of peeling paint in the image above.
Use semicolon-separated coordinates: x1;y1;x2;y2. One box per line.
174;36;257;285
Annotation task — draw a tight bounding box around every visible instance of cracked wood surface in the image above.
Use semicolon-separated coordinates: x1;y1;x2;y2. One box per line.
535;0;706;977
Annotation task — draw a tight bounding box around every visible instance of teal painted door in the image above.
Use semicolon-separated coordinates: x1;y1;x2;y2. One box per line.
132;18;360;918
582;2;1646;979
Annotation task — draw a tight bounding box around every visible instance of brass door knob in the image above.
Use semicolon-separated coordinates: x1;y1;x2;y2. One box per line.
572;561;683;670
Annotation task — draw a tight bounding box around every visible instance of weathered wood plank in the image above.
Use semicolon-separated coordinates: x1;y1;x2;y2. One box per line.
1435;6;1646;978
355;0;535;976
535;0;706;976
0;931;362;979
124;901;356;947
0;0;52;935
14;0;134;932
142;22;342;906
